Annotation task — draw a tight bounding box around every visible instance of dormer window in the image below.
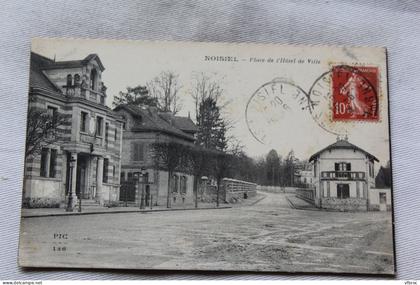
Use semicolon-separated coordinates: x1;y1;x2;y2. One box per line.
66;74;72;87
74;74;80;86
90;69;97;90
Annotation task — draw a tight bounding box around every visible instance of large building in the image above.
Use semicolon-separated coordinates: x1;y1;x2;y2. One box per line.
309;138;391;211
113;104;198;207
24;52;124;208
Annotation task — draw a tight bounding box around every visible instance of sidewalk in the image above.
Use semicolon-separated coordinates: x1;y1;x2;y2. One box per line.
285;194;320;211
21;202;232;218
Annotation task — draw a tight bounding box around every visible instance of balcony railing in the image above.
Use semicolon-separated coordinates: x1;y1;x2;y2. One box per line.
321;171;365;180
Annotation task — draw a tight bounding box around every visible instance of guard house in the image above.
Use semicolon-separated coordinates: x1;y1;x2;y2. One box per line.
23;52;124;208
114;105;198;207
309;138;379;211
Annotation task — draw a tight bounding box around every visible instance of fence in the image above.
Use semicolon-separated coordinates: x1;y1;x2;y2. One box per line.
295;187;316;204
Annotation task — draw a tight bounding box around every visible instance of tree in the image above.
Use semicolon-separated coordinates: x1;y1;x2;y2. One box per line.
187;145;212;208
210;150;233;207
113;85;158;108
25;103;67;158
147;71;182;114
266;149;280;186
152;141;189;208
195;96;228;151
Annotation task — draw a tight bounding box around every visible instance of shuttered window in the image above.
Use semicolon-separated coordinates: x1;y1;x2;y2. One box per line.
40;148;48;177
49;149;57;178
133;143;144;161
103;158;109;183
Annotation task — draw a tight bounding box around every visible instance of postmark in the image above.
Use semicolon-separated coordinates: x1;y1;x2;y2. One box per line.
245;78;309;145
246;64;382;141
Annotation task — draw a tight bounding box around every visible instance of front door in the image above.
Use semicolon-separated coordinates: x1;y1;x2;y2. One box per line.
379;192;387;211
120;179;136;202
76;155;89;199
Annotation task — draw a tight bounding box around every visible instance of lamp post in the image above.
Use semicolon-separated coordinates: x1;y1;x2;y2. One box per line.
200;176;208;206
66;157;76;212
135;168;146;209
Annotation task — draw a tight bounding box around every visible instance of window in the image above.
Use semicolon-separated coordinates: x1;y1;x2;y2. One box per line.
356;181;360;198
80;111;88;132
112;165;116;179
114;129;117;141
66;74;72;86
181;176;187;194
335;162;351;171
326;181;330;197
90;69;97;90
47;106;58;124
103;158;109;183
96;116;103;136
172;175;179;193
49;149;57;178
105;122;109;144
74;74;80;85
337;184;350;199
133;143;144;161
127;172;133;181
120;171;125;182
40;148;49;177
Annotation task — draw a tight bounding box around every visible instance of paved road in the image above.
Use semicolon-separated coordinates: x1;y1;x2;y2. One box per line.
19;191;394;274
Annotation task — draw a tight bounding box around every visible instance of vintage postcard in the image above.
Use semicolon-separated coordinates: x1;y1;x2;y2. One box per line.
19;38;394;275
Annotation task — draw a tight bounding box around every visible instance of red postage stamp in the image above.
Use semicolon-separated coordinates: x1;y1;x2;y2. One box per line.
331;65;379;121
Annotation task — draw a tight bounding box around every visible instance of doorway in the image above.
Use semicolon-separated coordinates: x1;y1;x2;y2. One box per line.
379;192;387;211
76;155;89;199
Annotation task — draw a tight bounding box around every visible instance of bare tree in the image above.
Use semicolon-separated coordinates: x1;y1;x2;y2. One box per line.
152;141;189;208
25;103;67;158
147;71;182;114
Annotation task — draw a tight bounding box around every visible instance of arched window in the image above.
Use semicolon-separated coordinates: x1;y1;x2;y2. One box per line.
74;74;80;86
90;69;97;90
66;74;72;86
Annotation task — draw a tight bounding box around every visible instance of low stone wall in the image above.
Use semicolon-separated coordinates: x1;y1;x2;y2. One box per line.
224;178;257;203
321;197;367;212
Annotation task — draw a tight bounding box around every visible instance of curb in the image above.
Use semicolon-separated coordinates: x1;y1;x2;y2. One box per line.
248;194;267;206
285;195;320;211
22;205;232;218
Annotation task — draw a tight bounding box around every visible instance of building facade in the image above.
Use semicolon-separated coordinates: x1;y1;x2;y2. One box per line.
114;105;198;207
309;138;383;211
24;52;124;208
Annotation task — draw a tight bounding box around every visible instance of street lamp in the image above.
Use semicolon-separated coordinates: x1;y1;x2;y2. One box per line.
66;157;76;212
200;176;208;207
135;168;147;209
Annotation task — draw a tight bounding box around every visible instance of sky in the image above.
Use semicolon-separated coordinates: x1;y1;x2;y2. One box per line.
31;38;390;166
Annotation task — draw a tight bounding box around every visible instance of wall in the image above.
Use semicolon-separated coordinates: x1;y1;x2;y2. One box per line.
320;197;367;211
369;188;392;211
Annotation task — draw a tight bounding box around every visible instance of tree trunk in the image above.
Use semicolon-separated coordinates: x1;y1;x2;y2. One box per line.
216;179;220;208
194;175;199;208
167;170;172;208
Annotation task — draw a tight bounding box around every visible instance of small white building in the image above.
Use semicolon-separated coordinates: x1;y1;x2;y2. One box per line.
309;138;391;211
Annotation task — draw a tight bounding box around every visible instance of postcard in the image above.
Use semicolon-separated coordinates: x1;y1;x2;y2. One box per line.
19;38;394;275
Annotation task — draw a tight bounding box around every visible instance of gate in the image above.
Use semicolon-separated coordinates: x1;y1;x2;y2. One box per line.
120;180;136;202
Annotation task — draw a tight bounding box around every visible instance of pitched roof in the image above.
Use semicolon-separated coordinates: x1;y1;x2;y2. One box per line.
114;105;195;141
29;53;61;93
309;139;379;162
32;52;105;71
158;113;198;133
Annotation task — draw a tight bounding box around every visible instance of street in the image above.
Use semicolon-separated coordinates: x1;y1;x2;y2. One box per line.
19;191;394;274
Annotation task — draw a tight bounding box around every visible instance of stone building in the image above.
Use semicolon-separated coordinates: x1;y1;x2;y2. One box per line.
309;138;391;211
113;104;198;207
24;52;124;208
